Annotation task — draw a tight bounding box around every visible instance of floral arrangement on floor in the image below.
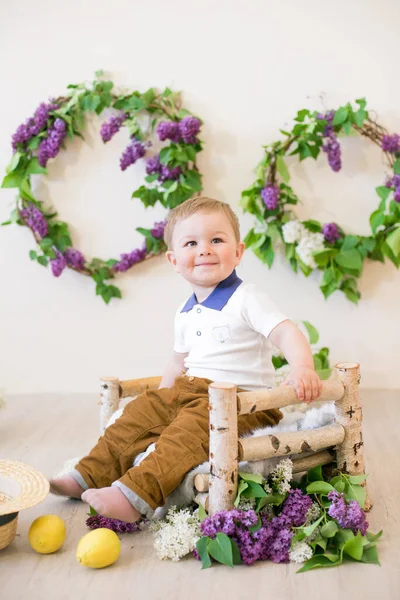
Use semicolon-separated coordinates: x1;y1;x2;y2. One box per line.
153;460;382;571
1;71;203;303
241;98;400;303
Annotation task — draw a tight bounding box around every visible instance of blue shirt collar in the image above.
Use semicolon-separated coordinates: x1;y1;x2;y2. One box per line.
180;270;243;313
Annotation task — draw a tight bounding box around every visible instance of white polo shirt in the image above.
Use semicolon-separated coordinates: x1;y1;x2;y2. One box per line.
174;270;288;390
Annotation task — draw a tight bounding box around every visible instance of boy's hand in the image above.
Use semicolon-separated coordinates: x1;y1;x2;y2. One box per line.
282;367;322;404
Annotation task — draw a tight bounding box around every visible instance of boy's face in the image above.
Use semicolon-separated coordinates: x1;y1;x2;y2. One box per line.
166;210;245;292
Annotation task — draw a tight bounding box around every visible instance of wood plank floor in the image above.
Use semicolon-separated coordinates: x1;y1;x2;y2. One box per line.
0;390;399;600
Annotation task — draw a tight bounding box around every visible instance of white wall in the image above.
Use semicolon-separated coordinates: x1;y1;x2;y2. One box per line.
0;0;399;393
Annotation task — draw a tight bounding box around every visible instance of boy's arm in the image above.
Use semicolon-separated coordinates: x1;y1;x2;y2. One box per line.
268;320;322;404
159;351;188;389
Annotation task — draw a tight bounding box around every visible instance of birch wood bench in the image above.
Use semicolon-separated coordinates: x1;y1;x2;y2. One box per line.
99;362;370;516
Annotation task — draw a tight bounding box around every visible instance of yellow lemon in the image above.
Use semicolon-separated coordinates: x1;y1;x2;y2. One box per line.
76;528;121;569
28;515;66;554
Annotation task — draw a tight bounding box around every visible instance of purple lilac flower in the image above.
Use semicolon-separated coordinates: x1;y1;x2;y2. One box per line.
322;222;341;244
150;221;166;239
198;508;293;565
145;155;161;175
327;490;368;535
384;174;400;203
317;111;342;172
179;116;201;144
261;183;280;210
100;112;128;143
64;248;86;270
381;134;400;154
156;121;181;143
158;164;181;182
12;101;59;151
38;118;67;167
280;489;312;527
112;245;148;273
86;514;140;534
120;140;146;171
50;250;67;277
20;203;48;238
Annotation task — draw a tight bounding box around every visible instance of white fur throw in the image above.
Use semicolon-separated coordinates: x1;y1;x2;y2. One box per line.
56;401;335;520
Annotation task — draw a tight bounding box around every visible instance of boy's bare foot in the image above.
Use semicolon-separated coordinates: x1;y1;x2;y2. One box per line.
81;487;141;523
49;475;84;499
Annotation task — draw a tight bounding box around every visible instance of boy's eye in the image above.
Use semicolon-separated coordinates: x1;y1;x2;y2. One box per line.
212;238;223;243
185;241;197;247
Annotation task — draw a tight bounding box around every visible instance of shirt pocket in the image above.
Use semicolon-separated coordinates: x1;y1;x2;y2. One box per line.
212;325;231;343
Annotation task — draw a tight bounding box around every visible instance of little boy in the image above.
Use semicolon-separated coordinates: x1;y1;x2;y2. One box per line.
50;196;322;522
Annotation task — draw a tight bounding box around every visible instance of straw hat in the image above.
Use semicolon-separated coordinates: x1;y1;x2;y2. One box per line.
0;460;49;550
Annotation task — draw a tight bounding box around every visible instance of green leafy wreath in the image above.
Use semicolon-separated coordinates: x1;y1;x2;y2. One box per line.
241;99;400;303
1;71;203;303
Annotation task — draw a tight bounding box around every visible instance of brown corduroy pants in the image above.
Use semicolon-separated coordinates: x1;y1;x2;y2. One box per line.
75;375;282;512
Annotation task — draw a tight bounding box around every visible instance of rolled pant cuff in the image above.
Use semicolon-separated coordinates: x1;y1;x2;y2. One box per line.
70;469;89;491
112;481;155;519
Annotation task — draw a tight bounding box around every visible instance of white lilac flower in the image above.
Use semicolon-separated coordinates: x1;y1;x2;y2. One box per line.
295;232;325;268
238;497;257;511
304;502;321;526
270;458;293;494
149;506;201;561
282;220;306;244
289;540;314;563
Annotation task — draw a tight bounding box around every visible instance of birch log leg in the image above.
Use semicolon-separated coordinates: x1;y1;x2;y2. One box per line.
208;382;238;515
334;362;372;511
99;377;121;434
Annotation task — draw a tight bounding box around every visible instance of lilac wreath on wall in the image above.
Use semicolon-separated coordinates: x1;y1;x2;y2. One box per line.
1;72;204;303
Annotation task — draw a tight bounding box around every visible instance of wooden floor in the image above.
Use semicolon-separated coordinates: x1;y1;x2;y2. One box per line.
1;390;399;600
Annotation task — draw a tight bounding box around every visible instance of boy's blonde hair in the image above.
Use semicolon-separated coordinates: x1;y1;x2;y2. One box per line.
164;196;241;248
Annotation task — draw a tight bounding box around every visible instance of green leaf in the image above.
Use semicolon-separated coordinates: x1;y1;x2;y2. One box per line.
27;136;41;150
95;70;104;78
386;227;400;258
6;151;23;173
29;250;37;260
321;520;339;538
238;472;263;484
366;530;383;543
234;480;249;507
196;537;212;569
159;147;173;165
306;465;323;483
20;178;36;202
302;321;319;344
276;155;290;183
257;493;286;509
334;248;363;271
207;533;234;567
341;235;358;251
306;481;335;495
1;170;25;188
361;545;380;565
342;531;363;561
333;107;349;126
393;159;400;175
344;481;366;509
347;474;367;484
26;157;47;175
89;505;98;516
334;480;346;493
198;503;208;522
241;480;267;499
37;255;48;266
376;185;391;201
182;170;202;192
296;553;342;573
81;94;101;112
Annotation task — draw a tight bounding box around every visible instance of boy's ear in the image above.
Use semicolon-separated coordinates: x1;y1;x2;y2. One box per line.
235;241;245;264
166;250;179;271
